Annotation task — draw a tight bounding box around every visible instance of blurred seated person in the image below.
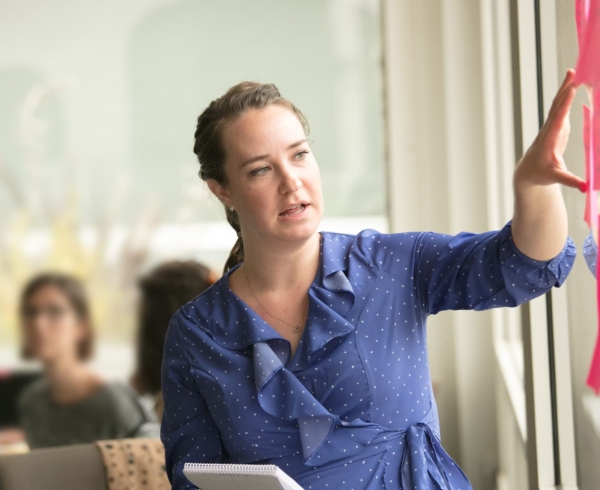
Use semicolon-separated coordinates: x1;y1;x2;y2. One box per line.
17;273;153;449
0;369;41;454
130;261;216;419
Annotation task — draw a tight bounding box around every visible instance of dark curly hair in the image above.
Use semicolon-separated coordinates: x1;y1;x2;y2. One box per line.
131;261;215;396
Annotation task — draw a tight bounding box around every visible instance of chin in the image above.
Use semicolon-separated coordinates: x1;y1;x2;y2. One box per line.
277;219;320;243
32;348;58;363
35;353;53;363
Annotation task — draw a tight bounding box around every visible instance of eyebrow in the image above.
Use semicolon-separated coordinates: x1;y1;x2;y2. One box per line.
238;139;308;168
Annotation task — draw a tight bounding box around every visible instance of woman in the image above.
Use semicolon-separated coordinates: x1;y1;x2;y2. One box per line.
18;273;152;449
161;72;582;489
131;260;216;420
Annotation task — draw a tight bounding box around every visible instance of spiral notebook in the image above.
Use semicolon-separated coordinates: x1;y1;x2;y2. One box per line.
183;463;304;490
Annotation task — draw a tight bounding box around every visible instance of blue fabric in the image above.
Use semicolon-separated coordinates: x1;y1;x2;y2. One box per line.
583;231;598;277
161;221;576;490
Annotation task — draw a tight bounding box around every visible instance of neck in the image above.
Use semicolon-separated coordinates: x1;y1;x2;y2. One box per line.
241;231;321;292
44;354;88;393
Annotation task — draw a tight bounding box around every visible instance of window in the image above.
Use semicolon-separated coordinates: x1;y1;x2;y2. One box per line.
554;1;600;487
0;0;387;374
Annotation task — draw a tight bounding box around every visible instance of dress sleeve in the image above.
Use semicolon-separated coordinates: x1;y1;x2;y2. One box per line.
415;221;576;315
161;313;224;489
583;231;598;278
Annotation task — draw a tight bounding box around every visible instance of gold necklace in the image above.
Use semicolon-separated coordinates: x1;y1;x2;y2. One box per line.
242;265;306;333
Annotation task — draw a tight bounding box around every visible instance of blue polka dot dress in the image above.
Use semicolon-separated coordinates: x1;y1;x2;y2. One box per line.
583;231;597;277
161;221;575;490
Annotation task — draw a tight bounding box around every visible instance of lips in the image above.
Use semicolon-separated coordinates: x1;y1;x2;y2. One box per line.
279;203;308;216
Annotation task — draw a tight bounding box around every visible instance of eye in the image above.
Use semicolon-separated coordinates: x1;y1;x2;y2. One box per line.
250;166;269;176
295;150;310;160
47;306;67;319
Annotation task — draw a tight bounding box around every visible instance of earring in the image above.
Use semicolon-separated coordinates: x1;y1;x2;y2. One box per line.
229;206;234;212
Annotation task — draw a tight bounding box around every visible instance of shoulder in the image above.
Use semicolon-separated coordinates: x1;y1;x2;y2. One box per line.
353;228;425;248
170;282;220;340
313;229;428;284
158;274;222;335
102;381;143;408
102;381;150;425
324;228;425;247
326;228;426;263
160;285;231;361
18;377;48;411
178;275;225;324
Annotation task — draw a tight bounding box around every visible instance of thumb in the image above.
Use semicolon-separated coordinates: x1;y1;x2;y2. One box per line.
554;168;586;192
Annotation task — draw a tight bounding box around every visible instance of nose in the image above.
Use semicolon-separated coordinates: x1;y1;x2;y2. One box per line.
278;164;303;195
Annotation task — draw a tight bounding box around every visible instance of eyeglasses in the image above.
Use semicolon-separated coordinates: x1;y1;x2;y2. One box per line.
21;305;70;321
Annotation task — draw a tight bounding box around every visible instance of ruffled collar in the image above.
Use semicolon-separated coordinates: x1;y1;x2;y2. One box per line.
180;231;363;360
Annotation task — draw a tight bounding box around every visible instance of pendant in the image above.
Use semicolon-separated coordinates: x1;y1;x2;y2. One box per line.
294;325;302;332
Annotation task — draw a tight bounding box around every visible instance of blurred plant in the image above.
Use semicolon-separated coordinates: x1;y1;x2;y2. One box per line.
0;78;160;347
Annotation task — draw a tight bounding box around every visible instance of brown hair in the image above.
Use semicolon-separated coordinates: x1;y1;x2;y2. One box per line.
193;81;310;273
131;261;215;396
20;273;94;360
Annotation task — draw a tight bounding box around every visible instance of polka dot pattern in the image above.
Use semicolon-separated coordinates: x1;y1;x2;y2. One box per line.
97;438;169;490
161;222;575;489
583;231;597;277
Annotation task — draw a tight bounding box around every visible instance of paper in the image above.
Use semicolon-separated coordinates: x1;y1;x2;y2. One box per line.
183;463;303;490
584;105;593;226
576;0;600;394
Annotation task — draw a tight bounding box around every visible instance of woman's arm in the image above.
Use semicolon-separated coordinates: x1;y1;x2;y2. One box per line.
358;71;582;316
511;69;585;261
356;223;575;316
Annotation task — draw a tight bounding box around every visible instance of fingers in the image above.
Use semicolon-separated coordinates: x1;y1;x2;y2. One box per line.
545;82;577;139
547;70;576;121
563;69;576;87
551;85;576;127
553;168;586;192
556;69;575;95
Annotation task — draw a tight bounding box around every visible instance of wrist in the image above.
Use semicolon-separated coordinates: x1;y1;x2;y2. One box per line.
513;157;561;195
513;165;538;195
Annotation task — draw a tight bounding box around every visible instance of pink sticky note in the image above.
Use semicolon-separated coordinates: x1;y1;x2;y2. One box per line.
595;90;600;183
576;0;600;395
575;0;600;87
588;213;600;394
584;105;593;226
576;0;590;49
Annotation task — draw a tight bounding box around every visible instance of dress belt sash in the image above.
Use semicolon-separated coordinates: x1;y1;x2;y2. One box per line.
254;341;471;489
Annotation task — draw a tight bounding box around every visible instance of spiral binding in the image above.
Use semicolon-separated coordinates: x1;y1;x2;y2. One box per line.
184;463;279;476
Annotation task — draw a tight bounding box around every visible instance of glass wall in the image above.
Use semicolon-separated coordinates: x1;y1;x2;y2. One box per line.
0;0;387;371
554;1;600;488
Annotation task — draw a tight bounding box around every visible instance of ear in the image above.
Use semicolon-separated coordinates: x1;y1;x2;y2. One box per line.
207;178;233;209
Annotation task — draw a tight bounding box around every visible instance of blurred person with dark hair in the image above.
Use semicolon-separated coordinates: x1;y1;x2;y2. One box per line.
131;261;216;420
17;273;153;449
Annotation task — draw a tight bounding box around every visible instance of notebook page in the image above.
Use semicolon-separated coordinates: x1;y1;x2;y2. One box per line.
183;464;304;490
275;468;305;490
184;473;292;490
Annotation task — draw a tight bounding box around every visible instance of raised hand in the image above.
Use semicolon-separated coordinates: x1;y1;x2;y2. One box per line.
514;69;586;193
